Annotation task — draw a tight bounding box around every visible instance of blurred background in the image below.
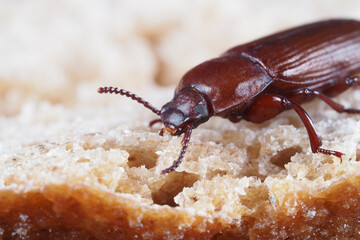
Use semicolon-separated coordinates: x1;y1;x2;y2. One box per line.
0;0;359;122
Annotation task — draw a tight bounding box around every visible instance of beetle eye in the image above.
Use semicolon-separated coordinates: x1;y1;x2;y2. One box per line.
161;108;187;128
194;103;207;117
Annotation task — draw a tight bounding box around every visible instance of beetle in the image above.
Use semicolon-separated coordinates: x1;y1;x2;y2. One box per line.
98;19;360;174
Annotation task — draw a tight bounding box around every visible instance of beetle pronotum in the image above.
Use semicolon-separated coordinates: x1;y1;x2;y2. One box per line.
99;19;360;174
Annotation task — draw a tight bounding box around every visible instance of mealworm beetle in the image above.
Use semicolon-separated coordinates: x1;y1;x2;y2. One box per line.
99;19;360;174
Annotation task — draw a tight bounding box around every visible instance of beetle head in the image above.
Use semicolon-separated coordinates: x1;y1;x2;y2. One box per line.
160;87;213;135
97;86;213;174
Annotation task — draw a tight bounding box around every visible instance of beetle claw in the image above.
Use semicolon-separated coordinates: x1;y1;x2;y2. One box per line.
317;148;344;162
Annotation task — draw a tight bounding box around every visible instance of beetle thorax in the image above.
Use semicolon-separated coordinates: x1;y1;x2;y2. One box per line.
160;87;213;135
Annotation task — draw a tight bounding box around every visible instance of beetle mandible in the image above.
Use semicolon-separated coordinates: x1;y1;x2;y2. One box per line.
98;19;360;174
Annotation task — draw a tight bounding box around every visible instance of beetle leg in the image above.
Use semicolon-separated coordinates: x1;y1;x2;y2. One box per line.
281;96;344;159
160;123;193;174
303;88;360;113
244;94;344;159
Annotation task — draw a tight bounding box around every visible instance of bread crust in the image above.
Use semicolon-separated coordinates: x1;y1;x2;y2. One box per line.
1;175;360;239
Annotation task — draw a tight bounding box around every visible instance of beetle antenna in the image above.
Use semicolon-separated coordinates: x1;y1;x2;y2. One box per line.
161;123;193;174
98;87;161;116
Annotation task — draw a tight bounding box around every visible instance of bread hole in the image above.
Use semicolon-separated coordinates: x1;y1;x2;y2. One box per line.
356;149;360;161
246;142;261;160
270;146;302;168
65;143;73;151
151;172;200;207
4;176;15;186
37;144;49;154
101;138;118;150
76;158;90;163
242;142;264;179
212;170;228;177
239;185;269;210
126;146;158;169
323;172;333;181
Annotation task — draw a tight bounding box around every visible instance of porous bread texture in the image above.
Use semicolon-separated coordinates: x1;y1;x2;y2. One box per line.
2;0;360;239
1;94;360;239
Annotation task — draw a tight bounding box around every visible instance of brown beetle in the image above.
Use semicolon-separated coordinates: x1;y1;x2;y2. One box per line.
99;19;360;174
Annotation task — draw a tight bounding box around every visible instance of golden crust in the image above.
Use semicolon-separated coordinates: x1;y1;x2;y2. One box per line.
1;175;360;239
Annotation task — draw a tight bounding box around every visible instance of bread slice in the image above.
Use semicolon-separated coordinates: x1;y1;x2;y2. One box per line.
1;92;360;239
1;1;360;239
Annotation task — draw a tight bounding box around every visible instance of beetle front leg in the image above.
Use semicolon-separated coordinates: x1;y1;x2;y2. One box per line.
244;94;344;159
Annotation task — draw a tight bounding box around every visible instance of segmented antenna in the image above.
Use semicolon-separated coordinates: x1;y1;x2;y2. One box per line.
161;123;193;174
98;87;161;115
